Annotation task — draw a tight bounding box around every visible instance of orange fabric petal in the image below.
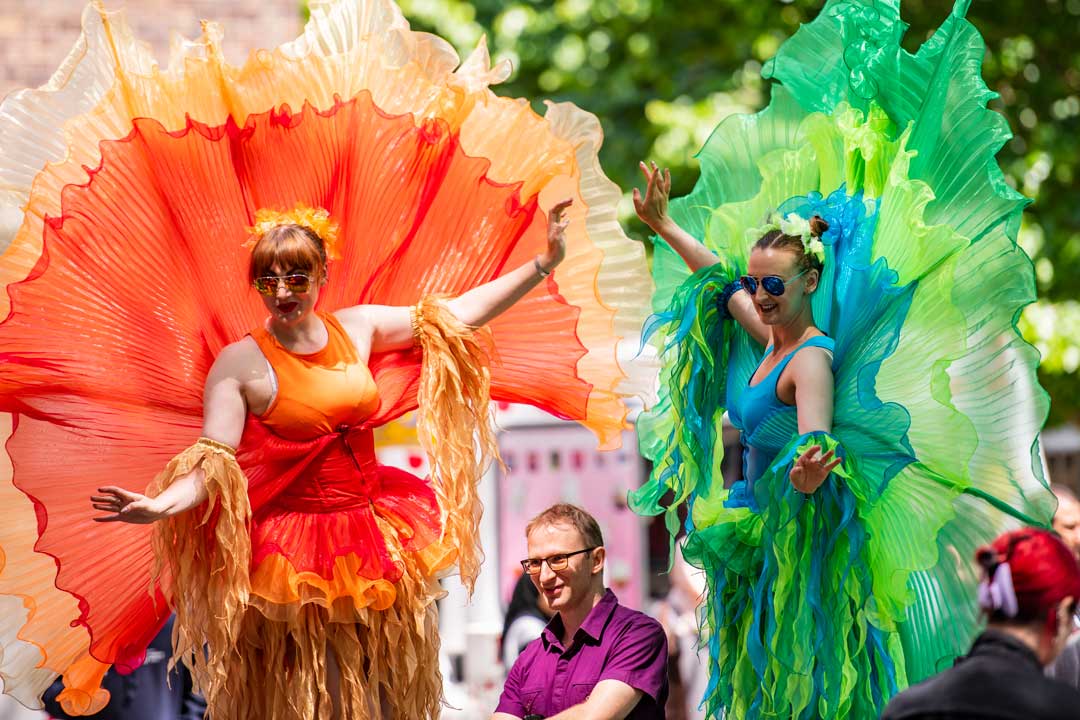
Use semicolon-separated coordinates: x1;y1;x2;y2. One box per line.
0;0;652;710
0;0;651;435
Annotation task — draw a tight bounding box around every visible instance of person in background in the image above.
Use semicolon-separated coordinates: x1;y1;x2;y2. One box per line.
43;617;204;720
501;574;554;669
881;528;1080;719
1046;483;1080;688
493;503;668;720
1051;484;1080;561
652;543;706;720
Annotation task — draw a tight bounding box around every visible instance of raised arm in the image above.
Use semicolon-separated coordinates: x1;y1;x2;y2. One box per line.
634;161;770;345
91;345;249;523
339;198;573;355
633;161;719;272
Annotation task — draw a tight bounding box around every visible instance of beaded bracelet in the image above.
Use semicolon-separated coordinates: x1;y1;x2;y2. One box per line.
409;304;422;346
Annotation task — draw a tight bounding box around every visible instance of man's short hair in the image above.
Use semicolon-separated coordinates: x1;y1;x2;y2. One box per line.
526;503;604;548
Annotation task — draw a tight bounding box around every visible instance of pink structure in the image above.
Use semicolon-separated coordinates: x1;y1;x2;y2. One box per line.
497;422;648;610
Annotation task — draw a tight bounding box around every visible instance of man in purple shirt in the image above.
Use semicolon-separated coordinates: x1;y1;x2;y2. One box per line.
493;503;668;720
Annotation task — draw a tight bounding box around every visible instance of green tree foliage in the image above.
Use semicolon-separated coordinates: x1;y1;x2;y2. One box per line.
318;0;1080;421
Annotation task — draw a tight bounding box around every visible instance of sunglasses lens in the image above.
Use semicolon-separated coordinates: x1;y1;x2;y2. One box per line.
254;278;275;296
739;275;757;294
762;276;786;296
283;275;311;293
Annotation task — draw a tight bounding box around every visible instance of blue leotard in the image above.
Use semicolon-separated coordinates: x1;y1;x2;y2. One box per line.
727;335;835;507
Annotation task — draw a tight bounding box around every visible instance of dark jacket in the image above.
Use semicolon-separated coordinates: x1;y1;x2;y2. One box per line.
43;617;205;720
881;629;1080;719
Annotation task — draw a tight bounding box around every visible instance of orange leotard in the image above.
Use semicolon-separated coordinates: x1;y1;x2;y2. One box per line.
251;312;379;440
241;313;445;619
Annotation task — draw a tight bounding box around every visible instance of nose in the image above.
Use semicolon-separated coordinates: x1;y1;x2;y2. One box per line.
274;280;291;299
538;562;557;585
753;282;769;302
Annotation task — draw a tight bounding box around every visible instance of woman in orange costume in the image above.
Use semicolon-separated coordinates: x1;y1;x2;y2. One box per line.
88;201;571;719
0;1;651;718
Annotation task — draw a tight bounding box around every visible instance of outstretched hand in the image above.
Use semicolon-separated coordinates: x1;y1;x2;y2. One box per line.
91;486;167;524
632;160;672;232
789;445;843;494
538;198;573;272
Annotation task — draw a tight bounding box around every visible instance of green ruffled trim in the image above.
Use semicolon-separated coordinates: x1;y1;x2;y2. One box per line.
632;264;739;558
687;431;907;720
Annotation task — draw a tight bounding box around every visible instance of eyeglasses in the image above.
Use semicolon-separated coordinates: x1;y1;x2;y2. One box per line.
253;274;313;296
520;547;597;575
739;269;808;297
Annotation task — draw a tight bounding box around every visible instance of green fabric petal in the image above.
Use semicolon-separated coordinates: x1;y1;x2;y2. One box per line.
634;1;1052;717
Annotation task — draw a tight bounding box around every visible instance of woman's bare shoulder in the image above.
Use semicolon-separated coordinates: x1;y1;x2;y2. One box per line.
789;341;834;382
209;336;268;381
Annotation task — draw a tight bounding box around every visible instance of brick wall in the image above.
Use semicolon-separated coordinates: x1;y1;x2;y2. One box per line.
0;0;305;98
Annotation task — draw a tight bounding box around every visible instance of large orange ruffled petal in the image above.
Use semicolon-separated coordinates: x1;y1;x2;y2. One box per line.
0;412;101;708
0;0;651;711
0;1;652;416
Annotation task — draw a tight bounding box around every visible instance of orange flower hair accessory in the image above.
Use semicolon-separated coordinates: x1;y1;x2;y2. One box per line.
244;204;342;260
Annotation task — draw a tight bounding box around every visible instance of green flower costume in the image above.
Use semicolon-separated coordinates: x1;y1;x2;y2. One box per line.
631;1;1053;717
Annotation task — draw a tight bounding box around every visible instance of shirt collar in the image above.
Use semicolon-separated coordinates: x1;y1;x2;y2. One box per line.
542;589;618;650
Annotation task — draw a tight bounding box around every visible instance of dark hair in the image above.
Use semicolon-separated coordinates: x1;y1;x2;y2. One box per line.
525;503;604;548
753;214;828;274
248;224;327;283
501;573;548;645
976;528;1080;635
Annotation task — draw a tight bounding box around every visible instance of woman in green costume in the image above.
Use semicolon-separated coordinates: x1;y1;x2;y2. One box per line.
629;1;1056;718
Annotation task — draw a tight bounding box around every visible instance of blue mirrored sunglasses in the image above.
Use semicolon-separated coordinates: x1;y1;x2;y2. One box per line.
739;269;808;297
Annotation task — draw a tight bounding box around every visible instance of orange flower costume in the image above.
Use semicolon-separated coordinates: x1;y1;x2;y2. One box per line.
0;1;651;717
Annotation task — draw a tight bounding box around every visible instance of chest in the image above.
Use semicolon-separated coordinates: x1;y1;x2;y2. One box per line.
517;637;646;718
747;355;798;406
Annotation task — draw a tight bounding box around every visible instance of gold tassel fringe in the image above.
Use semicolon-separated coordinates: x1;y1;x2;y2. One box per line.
413;296;500;594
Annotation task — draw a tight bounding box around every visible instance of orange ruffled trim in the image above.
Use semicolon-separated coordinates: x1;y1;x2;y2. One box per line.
413;296;500;593
247;538;453;623
225;542;444;720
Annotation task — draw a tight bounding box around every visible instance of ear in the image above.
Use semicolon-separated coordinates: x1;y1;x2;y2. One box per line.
1057;596;1075;627
591;546;606;577
804;267;821;294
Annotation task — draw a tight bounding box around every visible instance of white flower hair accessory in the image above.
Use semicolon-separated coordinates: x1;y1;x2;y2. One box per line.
779;212;825;264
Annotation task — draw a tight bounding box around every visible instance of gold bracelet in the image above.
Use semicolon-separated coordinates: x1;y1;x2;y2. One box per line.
196;437;237;457
533;256;552;278
410;304;422;346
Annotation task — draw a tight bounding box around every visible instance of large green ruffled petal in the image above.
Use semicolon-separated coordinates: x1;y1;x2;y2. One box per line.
635;0;1051;716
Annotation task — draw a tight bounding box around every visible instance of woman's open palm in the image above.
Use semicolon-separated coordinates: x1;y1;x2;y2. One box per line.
91;486;166;524
790;445;842;494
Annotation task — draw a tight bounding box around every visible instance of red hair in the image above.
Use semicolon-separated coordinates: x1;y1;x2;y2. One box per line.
248;224;326;283
976;528;1080;634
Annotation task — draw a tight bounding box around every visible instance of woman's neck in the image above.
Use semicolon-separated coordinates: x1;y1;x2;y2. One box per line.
769;306;818;352
269;312;327;353
988;623;1050;666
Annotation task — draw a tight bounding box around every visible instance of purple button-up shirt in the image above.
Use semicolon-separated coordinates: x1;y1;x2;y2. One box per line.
496;589;668;719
